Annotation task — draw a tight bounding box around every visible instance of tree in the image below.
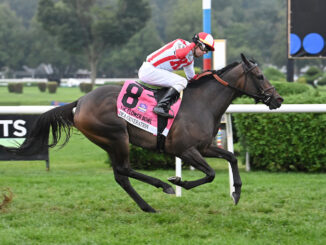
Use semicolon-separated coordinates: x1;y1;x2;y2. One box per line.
24;18;87;78
0;3;26;71
99;20;163;77
164;0;201;41
37;0;150;85
0;0;38;27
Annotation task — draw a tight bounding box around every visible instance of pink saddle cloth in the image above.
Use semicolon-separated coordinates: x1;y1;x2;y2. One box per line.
117;80;182;136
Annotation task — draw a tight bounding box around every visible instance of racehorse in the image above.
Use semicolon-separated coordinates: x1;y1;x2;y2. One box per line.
1;54;283;212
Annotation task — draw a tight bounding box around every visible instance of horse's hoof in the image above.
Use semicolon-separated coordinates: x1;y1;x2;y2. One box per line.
232;192;241;205
142;206;157;213
168;176;181;185
163;186;175;195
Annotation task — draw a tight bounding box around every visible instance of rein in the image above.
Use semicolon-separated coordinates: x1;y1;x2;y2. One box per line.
195;64;275;105
196;71;229;86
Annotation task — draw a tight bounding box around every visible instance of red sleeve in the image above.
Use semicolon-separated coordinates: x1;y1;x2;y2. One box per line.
175;42;196;59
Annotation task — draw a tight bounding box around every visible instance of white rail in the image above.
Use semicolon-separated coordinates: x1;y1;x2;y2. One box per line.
1;104;326;114
0;106;56;114
226;104;326;113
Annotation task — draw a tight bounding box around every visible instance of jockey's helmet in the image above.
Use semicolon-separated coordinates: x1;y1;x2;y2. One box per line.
198;32;215;51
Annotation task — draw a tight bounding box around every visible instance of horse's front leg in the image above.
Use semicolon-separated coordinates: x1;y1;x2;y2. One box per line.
202;144;242;205
168;147;215;190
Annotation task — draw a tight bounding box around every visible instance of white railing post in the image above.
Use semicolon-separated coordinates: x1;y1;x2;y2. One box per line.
225;113;235;196
175;157;182;197
245;151;251;171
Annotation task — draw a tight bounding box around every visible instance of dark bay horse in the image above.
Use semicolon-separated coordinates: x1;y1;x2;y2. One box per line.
1;54;283;212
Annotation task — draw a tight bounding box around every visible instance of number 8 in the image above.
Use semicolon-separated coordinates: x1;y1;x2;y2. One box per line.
122;83;143;108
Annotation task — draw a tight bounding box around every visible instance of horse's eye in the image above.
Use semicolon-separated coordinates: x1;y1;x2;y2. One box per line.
257;75;264;80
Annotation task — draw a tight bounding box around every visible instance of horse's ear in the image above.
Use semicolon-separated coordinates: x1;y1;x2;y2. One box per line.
241;53;251;67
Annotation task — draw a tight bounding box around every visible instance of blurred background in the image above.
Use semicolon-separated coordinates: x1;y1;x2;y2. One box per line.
1;0;325;82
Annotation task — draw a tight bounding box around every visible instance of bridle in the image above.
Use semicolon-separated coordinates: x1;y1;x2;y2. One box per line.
238;62;276;105
196;62;276;106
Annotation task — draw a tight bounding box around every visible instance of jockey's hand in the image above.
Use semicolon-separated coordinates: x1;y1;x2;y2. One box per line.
188;74;198;83
192;34;199;44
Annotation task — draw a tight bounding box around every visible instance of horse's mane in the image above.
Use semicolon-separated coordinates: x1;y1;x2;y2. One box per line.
188;61;240;88
215;61;240;77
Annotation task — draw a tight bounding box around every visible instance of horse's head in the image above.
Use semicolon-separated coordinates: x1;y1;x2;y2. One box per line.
238;53;283;109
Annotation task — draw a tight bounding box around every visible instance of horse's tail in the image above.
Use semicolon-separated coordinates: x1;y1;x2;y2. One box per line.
1;101;78;155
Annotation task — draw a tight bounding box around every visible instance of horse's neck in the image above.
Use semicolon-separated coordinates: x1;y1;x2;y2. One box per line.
209;82;236;118
210;65;243;116
184;66;242;121
201;73;238;117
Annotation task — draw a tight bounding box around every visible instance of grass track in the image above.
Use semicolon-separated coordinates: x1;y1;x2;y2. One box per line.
1;135;326;245
0;86;84;105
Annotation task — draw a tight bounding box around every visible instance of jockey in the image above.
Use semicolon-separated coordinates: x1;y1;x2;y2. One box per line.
138;32;215;118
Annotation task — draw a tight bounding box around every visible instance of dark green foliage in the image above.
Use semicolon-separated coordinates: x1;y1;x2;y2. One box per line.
317;74;326;86
7;83;23;93
37;82;46;92
79;83;93;93
0;4;26;70
234;82;326;172
296;76;307;84
7;83;15;93
304;66;322;86
47;81;57;93
4;0;326;77
174;67;201;78
14;83;23;93
37;0;150;84
234;113;326;172
271;81;312;96
306;66;322;76
128;145;175;170
263;67;286;81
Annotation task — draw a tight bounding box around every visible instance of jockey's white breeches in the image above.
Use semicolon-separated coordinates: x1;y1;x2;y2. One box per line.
138;62;187;92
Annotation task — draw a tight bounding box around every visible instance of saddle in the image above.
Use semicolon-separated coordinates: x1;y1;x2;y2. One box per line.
117;80;182;152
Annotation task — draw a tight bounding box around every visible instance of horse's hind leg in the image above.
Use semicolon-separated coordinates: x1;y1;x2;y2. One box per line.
109;140;176;212
113;169;156;213
104;143;156;213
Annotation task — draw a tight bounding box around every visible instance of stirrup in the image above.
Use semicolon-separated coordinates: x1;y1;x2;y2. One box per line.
153;106;174;118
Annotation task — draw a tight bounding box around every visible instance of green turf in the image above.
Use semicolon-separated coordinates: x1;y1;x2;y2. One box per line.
0;86;84;105
1;134;326;245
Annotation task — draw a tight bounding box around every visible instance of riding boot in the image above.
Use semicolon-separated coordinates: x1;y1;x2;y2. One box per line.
153;87;180;118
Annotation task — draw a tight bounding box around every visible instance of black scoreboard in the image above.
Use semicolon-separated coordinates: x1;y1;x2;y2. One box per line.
288;0;326;58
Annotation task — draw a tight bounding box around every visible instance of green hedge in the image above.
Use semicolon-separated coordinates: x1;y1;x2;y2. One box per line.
107;145;175;170
263;67;286;81
37;82;47;92
271;81;313;96
304;66;322;86
47;82;58;93
318;74;326;86
106;145;188;170
8;83;23;93
79;83;93;93
233;82;326;172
